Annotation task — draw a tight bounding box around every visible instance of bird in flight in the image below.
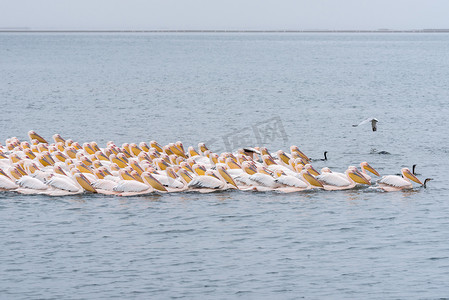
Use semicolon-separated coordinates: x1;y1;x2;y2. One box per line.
353;118;378;131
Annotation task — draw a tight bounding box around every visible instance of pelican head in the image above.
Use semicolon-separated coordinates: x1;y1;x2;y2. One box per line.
8;166;23;179
54;165;68;176
149;140;163;153
130;170;144;183
273;169;286;178
360;162;380;176
276;150;291;165
65;139;74;147
24;161;40;174
55;142;65;152
74;173;97;193
226;158;241;170
205;170;220;180
257;166;273;176
321;167;332;174
198;143;209;154
210;153;219;165
262;155;277;166
290;145;310;162
0;167;10;178
119;169;135;181
117;153;129;164
216;165;238;188
141;172;167;192
177;169;193;184
130;143;142;156
193;164;207;176
346;168;371;185
169;143;186;158
242;161;257;175
139;142;150;152
180;161;194;173
401;168;423;185
300;170;323;187
28;130;48;144
52;134;65;144
260;147;271;157
304;164;320;176
83;143;95;155
183;146;196;158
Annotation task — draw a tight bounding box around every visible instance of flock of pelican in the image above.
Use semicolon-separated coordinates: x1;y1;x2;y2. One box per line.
0;131;430;196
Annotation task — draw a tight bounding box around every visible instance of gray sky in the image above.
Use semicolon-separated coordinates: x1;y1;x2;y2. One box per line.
1;0;449;30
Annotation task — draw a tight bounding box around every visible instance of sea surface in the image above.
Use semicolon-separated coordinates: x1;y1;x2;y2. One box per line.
1;32;449;299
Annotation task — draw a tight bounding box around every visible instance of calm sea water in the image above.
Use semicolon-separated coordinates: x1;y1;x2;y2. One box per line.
1;33;449;299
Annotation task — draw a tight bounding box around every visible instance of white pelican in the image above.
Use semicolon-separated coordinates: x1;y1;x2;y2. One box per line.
275;150;292;168
376;168;423;192
273;169;309;193
96;171;168;196
232;161;258;187
317;167;370;190
113;180;150;193
151;168;184;190
91;178;119;194
297;169;324;189
18;171;98;196
187;166;237;193
15;175;49;194
247;167;280;191
352;117;378;132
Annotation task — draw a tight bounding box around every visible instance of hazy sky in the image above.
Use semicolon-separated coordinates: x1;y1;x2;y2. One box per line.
1;0;449;30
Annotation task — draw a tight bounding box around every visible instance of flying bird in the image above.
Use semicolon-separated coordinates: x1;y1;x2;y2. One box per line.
353;118;378;132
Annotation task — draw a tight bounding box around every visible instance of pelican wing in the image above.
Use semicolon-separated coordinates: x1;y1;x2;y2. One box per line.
226;169;243;177
16;176;48;190
31;170;52;181
188;176;223;189
378;175;410;188
192;156;211;165
113;180;149;192
0;176;18;190
103;175;121;183
249;173;279;188
92;179;117;191
275;175;308;188
234;173;254;186
152;174;184;189
316;173;351;187
47;177;80;192
267;164;292;173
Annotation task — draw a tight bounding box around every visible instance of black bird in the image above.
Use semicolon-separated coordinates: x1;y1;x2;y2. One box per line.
370;148;390;155
423;178;433;188
311;151;328;161
412;164;421;175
